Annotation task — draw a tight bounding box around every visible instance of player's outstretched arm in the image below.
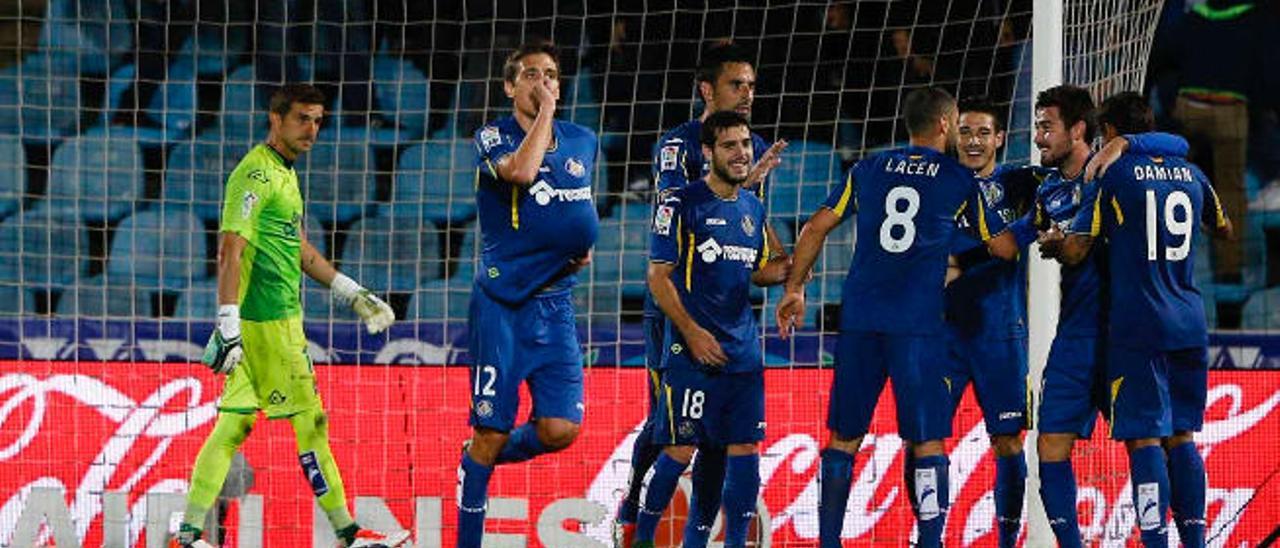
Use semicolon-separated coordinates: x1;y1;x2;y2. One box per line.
202;232;249;374
301;236;396;334
648;261;728;367
775;207;841;338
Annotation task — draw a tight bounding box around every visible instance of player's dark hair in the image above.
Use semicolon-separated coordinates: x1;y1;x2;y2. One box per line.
958;95;1005;132
269;84;325;116
1035;85;1097;141
1097;91;1155;135
902;87;957;136
700;110;750;147
696;42;753;84
503;39;560;83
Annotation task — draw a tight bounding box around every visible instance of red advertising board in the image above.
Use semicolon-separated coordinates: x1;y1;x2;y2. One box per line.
1;360;1277;546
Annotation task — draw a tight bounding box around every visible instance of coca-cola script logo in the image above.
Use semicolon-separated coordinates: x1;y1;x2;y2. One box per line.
1;362;1277;547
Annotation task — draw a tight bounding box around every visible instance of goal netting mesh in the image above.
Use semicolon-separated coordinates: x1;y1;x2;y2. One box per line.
2;1;1276;547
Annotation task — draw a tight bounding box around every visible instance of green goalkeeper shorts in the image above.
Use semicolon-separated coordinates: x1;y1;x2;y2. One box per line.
219;316;322;419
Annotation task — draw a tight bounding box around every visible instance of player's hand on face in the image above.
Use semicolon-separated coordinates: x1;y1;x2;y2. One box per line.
746;139;788;189
685;325;729;368
532;79;557;115
1085;136;1127;182
775;290;806;340
1038;226;1065;259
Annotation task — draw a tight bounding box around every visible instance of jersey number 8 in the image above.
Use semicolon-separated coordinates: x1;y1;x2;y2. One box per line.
1146;189;1192;261
880;186;920;253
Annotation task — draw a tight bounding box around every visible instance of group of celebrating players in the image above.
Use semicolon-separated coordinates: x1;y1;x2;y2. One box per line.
175;36;1230;548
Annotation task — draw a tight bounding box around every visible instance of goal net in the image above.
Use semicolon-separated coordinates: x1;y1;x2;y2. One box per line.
1;1;1276;547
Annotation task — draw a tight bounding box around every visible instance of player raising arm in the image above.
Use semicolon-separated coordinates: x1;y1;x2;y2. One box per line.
173;84;402;548
1057;92;1230;548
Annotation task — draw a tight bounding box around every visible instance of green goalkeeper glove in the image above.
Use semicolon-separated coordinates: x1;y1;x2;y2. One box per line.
330;273;396;334
201;304;243;374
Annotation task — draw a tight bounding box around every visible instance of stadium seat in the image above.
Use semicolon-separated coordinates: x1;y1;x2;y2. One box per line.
47;135;144;223
164;134;241;223
300;138;375;226
413;278;472;322
0;68;18;134
339;216;443;293
8;54;84;140
449;225;478;281
106;209;210;290
173;279;218;320
373;55;430;136
766;141;843;223
817;221;856;302
302;277;356;321
143;60;199;140
0;282;31;315
391;140;479;225
592;202;650;304
218;64;268;141
0;135;25;220
1242;287;1280;330
55;274;151;318
0;206;87;288
305;213;327;256
35;0;130;77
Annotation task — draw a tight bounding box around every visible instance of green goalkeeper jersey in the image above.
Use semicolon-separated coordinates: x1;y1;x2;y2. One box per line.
220;144;305;321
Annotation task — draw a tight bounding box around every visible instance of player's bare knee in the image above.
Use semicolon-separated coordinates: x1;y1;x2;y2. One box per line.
1037;433;1075;462
727;443;758;456
991;434;1023;458
1163;431;1195;450
664;445;695;464
536;419;579;450
826;433;863;455
911;439;945;458
1124;437;1161;453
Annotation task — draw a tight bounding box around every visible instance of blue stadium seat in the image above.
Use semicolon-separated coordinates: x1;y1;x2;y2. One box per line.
8;55;83;140
1242;287;1280;330
305;213;327;256
0;206;87;288
766;141;843;224
567;68;602;133
413;278;472;322
817;222;856;302
303;277;357;321
106;209;210;290
36;0;131;77
450;224;478;280
392;140;478;225
300;138;374;226
0;67;20;135
373;56;430;137
0;135;25;220
173;279;218;320
143;60;198;139
164;134;242;223
0;282;31;315
47;135;144;223
339;216;444;293
218;65;267;141
55;274;150;318
592;202;650;303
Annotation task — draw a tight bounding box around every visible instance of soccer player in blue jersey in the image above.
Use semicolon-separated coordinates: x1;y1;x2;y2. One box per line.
633;110;790;548
617;42;787;548
455;40;599;548
1058;92;1230;548
775;88;1014;548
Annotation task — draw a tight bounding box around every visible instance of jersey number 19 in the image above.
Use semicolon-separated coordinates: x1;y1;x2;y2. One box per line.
1146;189;1192;262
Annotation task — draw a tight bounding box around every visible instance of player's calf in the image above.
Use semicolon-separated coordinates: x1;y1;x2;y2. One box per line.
819;433;863;547
989;433;1026;548
634;446;694;545
722;443;761;548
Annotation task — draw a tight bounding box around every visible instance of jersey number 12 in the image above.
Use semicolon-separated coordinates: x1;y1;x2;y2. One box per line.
1146;189;1192;261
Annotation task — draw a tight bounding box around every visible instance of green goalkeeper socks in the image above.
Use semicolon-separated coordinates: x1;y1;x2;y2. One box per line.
183;411;256;530
290;408;356;532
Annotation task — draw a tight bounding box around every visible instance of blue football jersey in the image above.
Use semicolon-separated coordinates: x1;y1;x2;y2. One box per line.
645;118;771;319
1027;165;1109;337
473;116;600;304
946;164;1042;339
650;181;769;373
1070;152;1228;350
823;146;1004;334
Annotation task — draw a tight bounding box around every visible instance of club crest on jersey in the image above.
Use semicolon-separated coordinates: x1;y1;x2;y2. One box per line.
660;145;679;171
247;169;269;184
565;157;586;178
654;205;674;235
1072;184;1083;206
980;180;1003;208
741;216;756;236
480;126;502;151
475;400;494;418
678;420;696;439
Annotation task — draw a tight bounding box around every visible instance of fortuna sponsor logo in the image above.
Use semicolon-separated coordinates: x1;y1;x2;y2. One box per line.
696;237;757;264
884;158;941;177
1134;164;1194;182
529;181;592;206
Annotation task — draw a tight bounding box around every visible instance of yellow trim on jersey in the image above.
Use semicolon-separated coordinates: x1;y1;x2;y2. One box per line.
649;369;661;399
1090;192;1104;236
1206;183;1228;228
665;384;677;444
1108;376;1124;437
1025;374;1034;428
1110;196;1125;226
758;233;770;270
975;198;991;241
510;185;520;229
485;159;499;179
954;201;968;219
685;230;695;291
831;172;855;217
